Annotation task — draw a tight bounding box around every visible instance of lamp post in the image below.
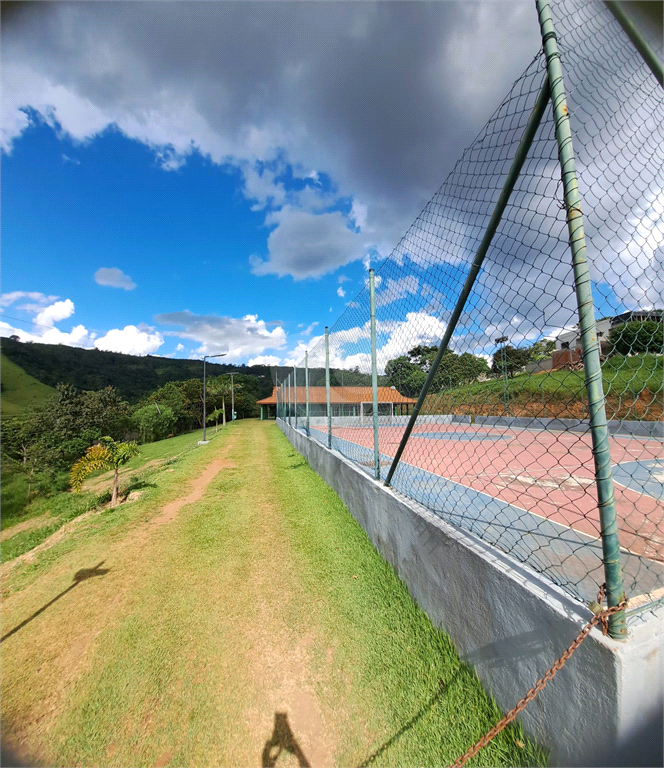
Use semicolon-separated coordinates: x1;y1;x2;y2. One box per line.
227;372;237;423
201;353;226;443
495;336;509;416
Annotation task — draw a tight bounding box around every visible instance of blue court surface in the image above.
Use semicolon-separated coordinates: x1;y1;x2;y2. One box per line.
304;426;664;605
613;459;664;501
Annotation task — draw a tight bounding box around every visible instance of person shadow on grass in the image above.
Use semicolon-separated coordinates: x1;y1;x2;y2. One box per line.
262;712;310;767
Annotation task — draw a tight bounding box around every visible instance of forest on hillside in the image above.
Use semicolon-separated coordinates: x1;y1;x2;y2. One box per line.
1;337;275;403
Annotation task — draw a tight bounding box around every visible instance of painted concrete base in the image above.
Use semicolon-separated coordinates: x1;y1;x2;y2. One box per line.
278;419;663;767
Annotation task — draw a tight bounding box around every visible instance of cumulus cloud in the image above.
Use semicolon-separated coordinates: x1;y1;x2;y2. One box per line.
0;292;165;356
2;1;542;278
155;310;287;361
35;299;75;327
337;287;346;298
0;319;95;349
247;354;282;367
251;206;368;280
94;267;137;290
94;324;163;355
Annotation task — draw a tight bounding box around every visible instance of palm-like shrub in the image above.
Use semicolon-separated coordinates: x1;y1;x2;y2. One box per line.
70;436;139;507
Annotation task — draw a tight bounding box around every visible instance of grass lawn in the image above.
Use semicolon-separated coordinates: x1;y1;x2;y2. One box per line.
1;420;545;767
0;354;55;419
422;353;662;421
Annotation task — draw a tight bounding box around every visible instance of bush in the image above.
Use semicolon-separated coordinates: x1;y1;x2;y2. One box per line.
609;320;663;356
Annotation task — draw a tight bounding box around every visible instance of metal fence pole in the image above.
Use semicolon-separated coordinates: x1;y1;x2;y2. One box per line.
293;365;298;430
384;74;551;487
325;326;332;449
604;1;663;88
536;0;626;638
370;269;380;480
305;351;310;436
288;374;291;426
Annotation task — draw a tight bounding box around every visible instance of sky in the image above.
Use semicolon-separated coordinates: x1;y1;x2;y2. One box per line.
1;0;548;366
2;1;661;372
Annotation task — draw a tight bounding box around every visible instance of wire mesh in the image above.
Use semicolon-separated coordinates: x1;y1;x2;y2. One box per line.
274;0;663;615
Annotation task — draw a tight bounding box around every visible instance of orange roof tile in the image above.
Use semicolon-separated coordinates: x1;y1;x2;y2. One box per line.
257;386;417;406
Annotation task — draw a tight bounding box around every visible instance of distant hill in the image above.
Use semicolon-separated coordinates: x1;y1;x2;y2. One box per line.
1;353;56;418
0;338;279;404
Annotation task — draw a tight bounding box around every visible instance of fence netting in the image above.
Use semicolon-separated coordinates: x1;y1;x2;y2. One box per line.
274;0;663;618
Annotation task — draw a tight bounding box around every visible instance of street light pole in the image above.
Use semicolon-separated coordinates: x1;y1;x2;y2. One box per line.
202;353;226;443
495;336;509;416
228;372;236;423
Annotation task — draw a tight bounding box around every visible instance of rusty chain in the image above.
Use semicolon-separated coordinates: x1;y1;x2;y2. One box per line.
449;586;628;767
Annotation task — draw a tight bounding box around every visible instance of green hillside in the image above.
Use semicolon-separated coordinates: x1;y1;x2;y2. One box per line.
1;338;278;404
1;354;56;418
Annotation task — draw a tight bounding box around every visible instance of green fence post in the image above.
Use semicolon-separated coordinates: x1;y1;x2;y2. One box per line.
604;1;663;88
370;269;380;480
305;351;310;436
293;365;298;430
325;326;332;449
537;0;626;638
384;74;551;487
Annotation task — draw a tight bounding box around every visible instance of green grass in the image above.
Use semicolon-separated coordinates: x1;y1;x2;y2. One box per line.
1;353;55;418
0;426;223;564
422;354;662;421
2;421;545;766
269;427;546;766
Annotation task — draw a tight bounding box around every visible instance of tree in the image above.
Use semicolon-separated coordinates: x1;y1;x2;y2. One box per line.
133;403;177;443
70;436;139;507
385;346;489;394
526;339;556;362
491;346;530;378
207;376;234;426
608;320;663;356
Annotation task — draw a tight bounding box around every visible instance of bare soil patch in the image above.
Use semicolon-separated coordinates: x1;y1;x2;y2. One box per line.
0;514;53;542
149;446;236;527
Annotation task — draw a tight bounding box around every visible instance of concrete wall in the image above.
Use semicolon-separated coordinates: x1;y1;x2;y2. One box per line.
525;357;554;373
278;418;663;767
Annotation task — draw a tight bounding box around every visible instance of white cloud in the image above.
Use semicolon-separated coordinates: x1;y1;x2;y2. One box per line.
155;310;287;361
94;325;163;355
251;206;368;279
0;291;58;308
281;335;324;367
35;299;75;327
0;318;95;348
241;162;286;210
301;322;318;336
175;343;184;352
1;2;541;280
375;275;419;307
337;286;346;298
247;354;282;367
350;199;368;231
337;275;350;284
94;267;137;290
324;312;448;375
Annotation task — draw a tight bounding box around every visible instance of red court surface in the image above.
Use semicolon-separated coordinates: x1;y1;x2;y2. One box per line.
320;423;664;563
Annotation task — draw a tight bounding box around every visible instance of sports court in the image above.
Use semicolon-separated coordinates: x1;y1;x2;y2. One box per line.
308;420;664;604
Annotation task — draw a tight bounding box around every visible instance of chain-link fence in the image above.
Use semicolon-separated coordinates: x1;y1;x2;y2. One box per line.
274;0;663;633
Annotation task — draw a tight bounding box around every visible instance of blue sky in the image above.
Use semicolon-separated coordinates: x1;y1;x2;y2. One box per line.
1;1;547;365
4;1;658;369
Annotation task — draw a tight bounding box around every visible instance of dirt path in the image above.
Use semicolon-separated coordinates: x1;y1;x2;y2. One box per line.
0;422;540;768
0;424;341;767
